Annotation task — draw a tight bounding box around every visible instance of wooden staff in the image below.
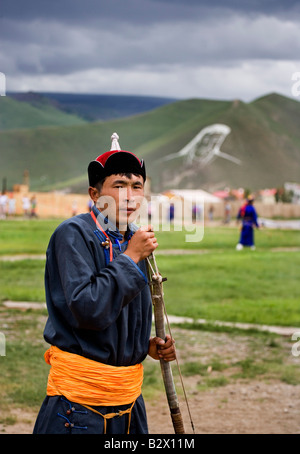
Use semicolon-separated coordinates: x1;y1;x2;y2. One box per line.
146;253;193;434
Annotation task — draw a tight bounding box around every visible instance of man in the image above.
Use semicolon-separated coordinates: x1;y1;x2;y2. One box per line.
236;195;259;250
0;191;7;219
33;133;175;434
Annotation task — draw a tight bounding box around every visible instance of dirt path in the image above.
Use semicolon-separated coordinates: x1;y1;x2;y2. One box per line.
1;380;299;435
1;326;299;435
146;380;300;434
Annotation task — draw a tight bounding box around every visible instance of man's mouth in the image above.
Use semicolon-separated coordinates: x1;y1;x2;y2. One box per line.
120;207;136;214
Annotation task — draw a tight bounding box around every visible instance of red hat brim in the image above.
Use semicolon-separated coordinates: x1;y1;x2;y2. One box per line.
88;150;146;187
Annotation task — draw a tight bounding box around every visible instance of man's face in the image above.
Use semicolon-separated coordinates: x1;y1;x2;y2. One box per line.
91;173;145;231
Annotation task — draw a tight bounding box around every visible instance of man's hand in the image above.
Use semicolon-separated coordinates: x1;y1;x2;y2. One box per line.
124;225;158;263
148;335;176;362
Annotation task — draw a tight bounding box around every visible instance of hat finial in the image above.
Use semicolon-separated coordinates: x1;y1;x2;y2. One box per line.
111;132;121;151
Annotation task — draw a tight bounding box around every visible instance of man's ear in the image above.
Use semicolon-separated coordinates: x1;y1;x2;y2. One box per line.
88;186;100;203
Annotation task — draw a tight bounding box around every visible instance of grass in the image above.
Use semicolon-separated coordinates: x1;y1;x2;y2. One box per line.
1;218;299;254
0;219;300;422
0;306;49;417
0;260;46;302
0;220;299;325
0;218;62;256
157;251;300;326
155;225;300;250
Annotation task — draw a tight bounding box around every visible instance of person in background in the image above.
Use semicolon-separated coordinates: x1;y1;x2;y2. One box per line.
208;205;214;221
22;195;30;217
224;201;231;224
8;193;16;217
236;195;259;250
0;191;7;219
30;195;38;218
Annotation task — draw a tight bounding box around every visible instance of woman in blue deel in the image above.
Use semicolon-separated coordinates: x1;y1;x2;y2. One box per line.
236;195;259;250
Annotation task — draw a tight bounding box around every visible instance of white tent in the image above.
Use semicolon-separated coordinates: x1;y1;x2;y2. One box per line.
165;189;222;203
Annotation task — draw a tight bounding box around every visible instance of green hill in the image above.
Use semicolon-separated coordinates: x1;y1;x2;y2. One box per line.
0;95;87;130
140;93;300;191
0;93;299;192
7;92;176;121
32;92;177;121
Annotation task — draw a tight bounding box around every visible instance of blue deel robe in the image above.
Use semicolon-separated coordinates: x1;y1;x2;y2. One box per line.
238;204;259;247
33;206;153;434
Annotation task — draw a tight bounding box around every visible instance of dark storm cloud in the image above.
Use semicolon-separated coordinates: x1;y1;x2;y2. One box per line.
1;0;300;99
2;10;299;75
1;0;201;25
2;0;300;24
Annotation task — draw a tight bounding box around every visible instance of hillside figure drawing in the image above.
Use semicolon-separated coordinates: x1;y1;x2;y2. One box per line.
33;133;176;434
236;195;259;250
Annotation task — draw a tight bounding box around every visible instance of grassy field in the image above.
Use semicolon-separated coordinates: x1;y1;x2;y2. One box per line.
0;218;299;426
0;218;299;325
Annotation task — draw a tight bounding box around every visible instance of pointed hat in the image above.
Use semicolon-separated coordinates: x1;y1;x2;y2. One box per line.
88;133;146;186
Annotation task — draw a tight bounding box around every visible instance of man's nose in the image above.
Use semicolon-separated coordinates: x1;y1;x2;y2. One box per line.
126;187;134;201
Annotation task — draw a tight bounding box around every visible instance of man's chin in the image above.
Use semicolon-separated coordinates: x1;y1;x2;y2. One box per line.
118;211;137;227
127;211;138;223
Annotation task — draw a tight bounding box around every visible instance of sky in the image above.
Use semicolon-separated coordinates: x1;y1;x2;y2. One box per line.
1;0;300;101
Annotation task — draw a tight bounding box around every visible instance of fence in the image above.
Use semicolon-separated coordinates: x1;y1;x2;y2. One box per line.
3;190;300;220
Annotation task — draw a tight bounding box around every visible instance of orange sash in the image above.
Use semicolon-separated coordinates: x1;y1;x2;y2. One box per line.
45;346;143;407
